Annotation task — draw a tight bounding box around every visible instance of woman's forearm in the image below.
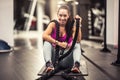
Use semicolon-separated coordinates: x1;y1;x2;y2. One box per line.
76;28;82;43
42;34;56;44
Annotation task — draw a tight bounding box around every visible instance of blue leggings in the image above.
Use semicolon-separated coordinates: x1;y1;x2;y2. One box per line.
43;41;81;68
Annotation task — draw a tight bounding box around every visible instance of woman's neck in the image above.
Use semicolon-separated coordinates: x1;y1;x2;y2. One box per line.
60;25;65;28
60;23;66;27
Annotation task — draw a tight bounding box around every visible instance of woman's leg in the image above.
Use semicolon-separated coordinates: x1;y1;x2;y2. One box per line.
43;41;53;63
73;43;81;63
71;43;81;72
58;43;81;69
59;49;73;69
43;41;54;72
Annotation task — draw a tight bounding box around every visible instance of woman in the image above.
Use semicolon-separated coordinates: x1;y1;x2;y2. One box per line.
42;5;82;73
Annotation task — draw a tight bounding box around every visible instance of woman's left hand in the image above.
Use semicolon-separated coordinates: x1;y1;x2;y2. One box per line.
75;15;82;24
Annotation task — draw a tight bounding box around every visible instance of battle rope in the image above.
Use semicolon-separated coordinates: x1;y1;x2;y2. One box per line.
58;18;80;62
53;20;60;67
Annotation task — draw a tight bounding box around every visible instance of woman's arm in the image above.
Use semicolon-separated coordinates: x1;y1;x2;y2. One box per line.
72;27;82;43
42;22;68;48
77;28;82;43
42;22;56;44
72;15;82;43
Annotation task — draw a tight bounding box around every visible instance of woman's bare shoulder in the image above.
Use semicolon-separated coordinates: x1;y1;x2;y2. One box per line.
48;21;56;29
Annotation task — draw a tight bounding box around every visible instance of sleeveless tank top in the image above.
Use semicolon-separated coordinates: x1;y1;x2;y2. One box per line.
51;26;73;44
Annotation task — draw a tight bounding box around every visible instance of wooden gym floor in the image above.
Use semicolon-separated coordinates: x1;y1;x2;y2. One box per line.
0;31;119;80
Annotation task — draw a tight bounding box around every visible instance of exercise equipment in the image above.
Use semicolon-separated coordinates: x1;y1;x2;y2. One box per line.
37;19;88;80
24;0;37;31
0;40;13;53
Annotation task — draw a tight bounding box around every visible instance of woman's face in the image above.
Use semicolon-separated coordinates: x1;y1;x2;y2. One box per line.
57;9;69;26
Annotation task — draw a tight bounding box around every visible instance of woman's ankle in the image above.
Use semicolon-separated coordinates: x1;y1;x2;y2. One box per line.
71;61;80;73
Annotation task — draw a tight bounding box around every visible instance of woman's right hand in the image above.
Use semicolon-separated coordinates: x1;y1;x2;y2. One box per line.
58;41;68;49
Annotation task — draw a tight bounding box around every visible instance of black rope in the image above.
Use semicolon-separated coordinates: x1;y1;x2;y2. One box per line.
58;18;80;61
51;20;60;67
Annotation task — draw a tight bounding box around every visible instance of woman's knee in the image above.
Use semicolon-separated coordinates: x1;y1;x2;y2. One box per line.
43;41;53;52
74;43;81;49
43;41;52;47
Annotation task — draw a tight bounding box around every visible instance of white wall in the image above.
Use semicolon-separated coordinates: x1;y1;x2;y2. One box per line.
107;0;119;46
0;0;13;46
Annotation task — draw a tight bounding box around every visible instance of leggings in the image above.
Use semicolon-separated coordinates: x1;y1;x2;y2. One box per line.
43;41;81;68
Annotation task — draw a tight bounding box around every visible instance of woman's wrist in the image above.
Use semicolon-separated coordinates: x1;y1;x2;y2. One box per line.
54;40;59;45
79;24;82;27
66;43;68;48
67;42;72;48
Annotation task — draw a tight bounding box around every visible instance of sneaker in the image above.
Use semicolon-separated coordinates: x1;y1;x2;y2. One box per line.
45;61;54;72
71;61;80;73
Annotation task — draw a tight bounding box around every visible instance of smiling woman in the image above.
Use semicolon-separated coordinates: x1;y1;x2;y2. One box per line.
57;5;70;26
42;5;82;74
